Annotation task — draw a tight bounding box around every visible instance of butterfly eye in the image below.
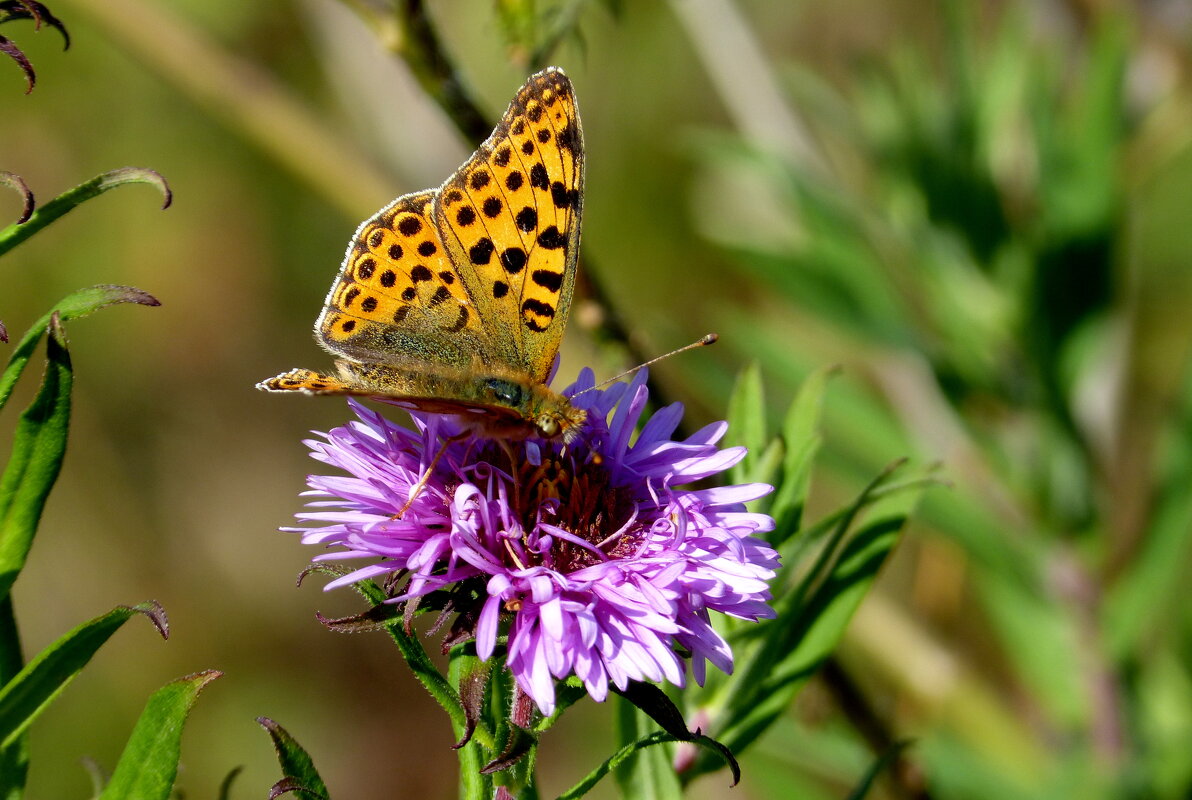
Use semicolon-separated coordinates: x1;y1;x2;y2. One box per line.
536;416;560;438
484;378;524;406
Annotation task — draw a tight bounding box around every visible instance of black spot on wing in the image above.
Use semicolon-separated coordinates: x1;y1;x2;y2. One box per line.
556;121;579;152
537;226;565;250
515;207;537;232
521;299;555;331
551;181;577;209
501;247;527;274
532;269;563;292
469;238;495;265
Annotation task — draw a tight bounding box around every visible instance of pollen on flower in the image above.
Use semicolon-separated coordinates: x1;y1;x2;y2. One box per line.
289;368;779;715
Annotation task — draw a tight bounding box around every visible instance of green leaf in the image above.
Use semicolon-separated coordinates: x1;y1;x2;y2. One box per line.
217;766;243;800
98;670;221;800
0;285;160;415
0;602;167;749
257;717;330;800
0;167;170;257
698;463;930;773
725;361;766;484
612;682;738;784
0;171;33;225
0;314;71;603
0;595;26;800
769;365;837;547
612;698;682;800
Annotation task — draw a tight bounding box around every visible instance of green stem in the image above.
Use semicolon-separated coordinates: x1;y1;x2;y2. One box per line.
449;651;491;800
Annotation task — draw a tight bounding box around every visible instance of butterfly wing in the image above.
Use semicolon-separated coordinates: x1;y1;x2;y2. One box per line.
433;67;584;384
312;189;495;373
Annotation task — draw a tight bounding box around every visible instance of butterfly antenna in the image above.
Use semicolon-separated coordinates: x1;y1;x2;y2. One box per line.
577;333;719;395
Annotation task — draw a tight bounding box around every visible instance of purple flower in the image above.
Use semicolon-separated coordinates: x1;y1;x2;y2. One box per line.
291;370;779;715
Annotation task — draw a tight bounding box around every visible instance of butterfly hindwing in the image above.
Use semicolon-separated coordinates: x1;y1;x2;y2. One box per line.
316;191;486;369
435;67;583;384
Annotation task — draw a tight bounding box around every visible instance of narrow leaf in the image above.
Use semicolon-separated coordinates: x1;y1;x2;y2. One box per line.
0;596;26;799
480;725;536;774
455;656;492;749
313;602;400;633
0;33;33;93
0;602;167;748
612;683;739;784
613;700;681;800
768;364;837;544
257;717;330;800
0;284;159;414
0;314;71;602
702;464;930;772
0;1;69;48
0;171;33;225
217;766;243;800
564;730;727;800
725;362;766;484
0;168;170;257
99;671;221;800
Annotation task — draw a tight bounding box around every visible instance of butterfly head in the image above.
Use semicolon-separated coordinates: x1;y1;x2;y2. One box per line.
533;396;588;443
477;376;587;442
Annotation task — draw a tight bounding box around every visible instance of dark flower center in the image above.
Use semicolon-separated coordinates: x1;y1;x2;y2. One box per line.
484;443;641;573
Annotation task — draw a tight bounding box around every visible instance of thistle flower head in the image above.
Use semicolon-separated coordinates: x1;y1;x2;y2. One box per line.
293;369;778;715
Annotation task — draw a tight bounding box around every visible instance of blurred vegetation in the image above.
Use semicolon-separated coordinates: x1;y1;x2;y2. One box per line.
3;0;1192;797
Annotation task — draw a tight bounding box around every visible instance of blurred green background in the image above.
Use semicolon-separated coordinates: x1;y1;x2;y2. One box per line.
4;0;1192;797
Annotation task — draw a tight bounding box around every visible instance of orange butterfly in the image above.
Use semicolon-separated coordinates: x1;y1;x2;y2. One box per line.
259;68;586;441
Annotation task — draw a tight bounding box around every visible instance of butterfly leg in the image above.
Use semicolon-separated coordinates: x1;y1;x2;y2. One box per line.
394;431;470;518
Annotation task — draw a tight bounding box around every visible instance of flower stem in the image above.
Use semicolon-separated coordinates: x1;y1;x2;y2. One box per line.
449;651;492;800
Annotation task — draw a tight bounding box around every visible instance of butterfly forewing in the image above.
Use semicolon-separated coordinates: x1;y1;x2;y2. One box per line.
435;67;584;384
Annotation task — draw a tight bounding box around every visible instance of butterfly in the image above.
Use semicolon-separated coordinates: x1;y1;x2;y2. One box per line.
258;67;588;442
